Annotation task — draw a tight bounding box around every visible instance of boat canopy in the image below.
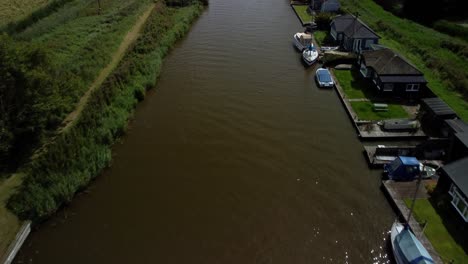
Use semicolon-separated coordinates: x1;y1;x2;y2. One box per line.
384;156;420;181
394;227;434;264
299;34;312;45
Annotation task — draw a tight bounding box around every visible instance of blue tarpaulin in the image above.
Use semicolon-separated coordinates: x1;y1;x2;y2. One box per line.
384;156;420;181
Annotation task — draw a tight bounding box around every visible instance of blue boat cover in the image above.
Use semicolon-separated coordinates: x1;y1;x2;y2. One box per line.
400;156;419;166
395;227;434;264
384;156;420;181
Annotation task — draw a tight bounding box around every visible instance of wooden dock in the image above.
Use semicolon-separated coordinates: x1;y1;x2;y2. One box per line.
382;180;443;264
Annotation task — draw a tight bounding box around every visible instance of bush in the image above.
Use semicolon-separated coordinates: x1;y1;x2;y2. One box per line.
433;20;468;42
315;12;333;30
0;34;79;170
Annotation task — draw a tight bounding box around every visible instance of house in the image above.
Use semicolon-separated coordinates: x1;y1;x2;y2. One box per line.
436;157;468;222
358;48;427;98
445;119;468;162
330;14;380;53
420;97;458;136
310;0;340;13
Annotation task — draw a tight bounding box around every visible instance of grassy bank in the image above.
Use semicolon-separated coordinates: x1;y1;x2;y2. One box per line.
341;0;468;120
0;0;154;171
7;3;204;222
0;174;23;257
404;198;467;263
0;0;51;27
292;5;313;24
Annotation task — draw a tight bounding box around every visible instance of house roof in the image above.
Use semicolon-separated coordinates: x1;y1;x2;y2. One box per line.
379;76;427;83
445;119;468;133
332;14;379;39
362;48;425;77
441;157;468;196
445;119;468;149
422;97;457;117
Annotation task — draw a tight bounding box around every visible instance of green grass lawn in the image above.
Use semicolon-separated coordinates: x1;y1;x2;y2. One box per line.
334;69;376;99
404;198;468;263
292;5;313;24
341;0;468;121
351;101;409;120
314;30;327;46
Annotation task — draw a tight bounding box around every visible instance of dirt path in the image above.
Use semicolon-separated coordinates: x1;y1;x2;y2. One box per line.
60;2;157;133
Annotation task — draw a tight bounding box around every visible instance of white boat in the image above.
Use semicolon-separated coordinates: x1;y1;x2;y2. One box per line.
293;32;312;51
390;222;435;264
302;45;319;66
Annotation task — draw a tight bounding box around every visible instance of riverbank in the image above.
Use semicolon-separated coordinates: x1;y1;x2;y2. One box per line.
340;0;468;121
1;1;204;260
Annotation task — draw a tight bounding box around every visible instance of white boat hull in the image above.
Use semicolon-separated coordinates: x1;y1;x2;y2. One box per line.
390;222;405;264
302;49;319;66
293;33;311;51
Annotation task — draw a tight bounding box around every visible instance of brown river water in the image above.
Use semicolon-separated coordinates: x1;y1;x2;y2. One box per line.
14;0;395;263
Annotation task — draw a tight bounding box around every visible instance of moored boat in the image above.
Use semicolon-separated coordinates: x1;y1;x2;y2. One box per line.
302;44;319;66
293;32;312;51
390;222;435;264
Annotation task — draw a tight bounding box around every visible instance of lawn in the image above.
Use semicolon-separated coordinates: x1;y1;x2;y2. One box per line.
292;5;313;24
314;30;327;46
351;101;409;120
334;69;376;99
404;198;468;263
341;0;468;121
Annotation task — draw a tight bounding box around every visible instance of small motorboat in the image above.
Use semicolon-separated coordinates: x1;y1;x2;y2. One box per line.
320;46;339;52
390;222;434;264
302;44;319;66
293;32;312;51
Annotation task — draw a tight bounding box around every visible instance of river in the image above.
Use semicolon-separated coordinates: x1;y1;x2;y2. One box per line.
14;0;395;263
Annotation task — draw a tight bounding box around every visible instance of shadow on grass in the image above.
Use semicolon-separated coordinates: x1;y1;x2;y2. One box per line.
349;69;379;99
429;194;468;256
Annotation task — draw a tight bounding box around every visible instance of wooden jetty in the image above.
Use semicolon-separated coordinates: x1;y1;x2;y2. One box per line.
382;180;443;264
359;123;427;139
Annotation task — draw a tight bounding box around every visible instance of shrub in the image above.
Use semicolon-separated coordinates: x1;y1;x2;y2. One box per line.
315;12;333;30
433;20;468;42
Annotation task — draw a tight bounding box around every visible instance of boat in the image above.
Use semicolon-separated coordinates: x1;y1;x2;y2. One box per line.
390;222;435;264
320;46;339;52
302;44;319;66
293;32;312;51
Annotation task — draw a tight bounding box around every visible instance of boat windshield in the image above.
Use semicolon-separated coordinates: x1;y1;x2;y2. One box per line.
318;71;332;82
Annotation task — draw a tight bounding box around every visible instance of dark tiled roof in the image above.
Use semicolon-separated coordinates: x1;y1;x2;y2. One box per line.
445;119;468;148
379;76;427;83
446;119;468;133
362;48;425;76
442;157;468;196
456;132;468;149
422;98;457;117
332;14;379;39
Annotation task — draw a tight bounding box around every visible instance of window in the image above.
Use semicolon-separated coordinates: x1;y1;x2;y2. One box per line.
383;83;394;92
331;27;337;39
449;184;456;196
449;184;468;222
360;63;368;77
365;39;374;49
406;84;420;92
